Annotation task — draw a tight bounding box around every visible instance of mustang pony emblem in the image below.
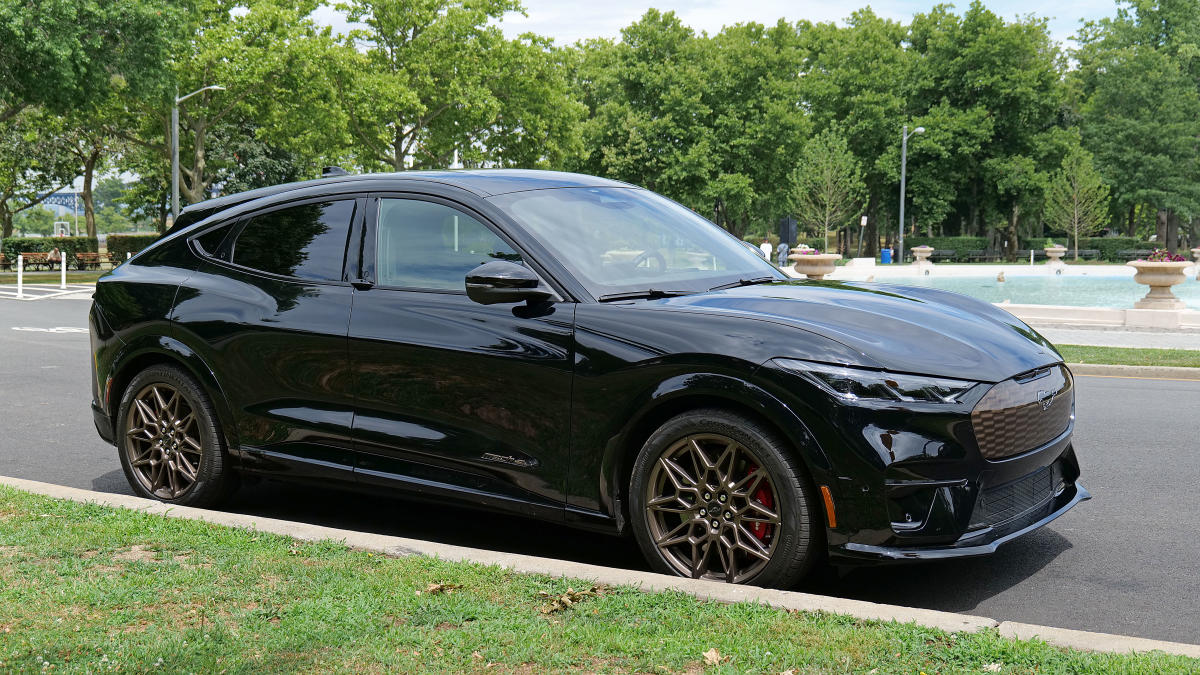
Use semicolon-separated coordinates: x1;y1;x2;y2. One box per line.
1037;389;1056;411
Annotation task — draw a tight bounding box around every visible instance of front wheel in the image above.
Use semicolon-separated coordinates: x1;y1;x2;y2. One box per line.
115;364;236;507
629;409;821;587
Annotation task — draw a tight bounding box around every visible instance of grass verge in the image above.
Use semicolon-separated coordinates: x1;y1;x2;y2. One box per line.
1058;344;1200;368
0;271;105;285
1;485;1196;673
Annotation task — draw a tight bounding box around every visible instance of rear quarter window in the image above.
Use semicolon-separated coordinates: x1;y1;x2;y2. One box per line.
230;200;356;282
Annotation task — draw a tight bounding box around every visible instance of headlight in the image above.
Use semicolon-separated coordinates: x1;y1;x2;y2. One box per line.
775;359;978;404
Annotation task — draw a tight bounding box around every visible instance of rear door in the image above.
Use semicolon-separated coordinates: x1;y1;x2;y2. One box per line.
347;194;575;519
173;197;361;480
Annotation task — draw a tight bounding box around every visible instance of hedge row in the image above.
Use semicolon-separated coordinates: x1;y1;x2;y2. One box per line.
903;236;989;253
0;236;98;260
105;234;161;260
903;236;1159;262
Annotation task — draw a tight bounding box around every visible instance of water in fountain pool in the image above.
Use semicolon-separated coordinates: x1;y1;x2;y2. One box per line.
881;274;1200;310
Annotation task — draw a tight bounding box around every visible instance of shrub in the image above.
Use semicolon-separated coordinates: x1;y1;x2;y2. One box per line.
1020;237;1157;262
904;237;989;258
106;233;161;260
1;236;98;260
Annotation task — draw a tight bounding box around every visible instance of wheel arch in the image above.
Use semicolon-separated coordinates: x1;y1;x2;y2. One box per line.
601;373;835;534
106;336;238;455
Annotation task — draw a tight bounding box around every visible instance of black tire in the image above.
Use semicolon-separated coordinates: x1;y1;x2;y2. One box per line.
629;408;821;588
115;364;236;507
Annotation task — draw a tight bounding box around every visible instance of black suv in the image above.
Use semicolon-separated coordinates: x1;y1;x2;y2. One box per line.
89;170;1087;587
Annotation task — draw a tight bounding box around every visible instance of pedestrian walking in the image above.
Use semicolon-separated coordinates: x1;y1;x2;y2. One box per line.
775;241;789;267
759;238;772;259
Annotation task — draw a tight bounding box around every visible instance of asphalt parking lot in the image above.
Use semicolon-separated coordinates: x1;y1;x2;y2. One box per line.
2;294;1199;644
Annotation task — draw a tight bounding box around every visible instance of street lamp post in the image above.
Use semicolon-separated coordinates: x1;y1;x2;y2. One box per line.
171;85;226;221
897;125;924;263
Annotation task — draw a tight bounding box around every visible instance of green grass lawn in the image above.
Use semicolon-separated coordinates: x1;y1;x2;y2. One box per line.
0;271;105;284
0;486;1195;673
1058;344;1200;368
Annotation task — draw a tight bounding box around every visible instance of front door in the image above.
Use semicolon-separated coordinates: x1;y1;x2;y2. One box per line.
347;196;575;518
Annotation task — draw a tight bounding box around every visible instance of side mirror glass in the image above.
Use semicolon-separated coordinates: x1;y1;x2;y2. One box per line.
465;260;553;305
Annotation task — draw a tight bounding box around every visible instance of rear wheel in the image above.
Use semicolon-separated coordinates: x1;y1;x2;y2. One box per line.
116;364;235;507
629;409;820;587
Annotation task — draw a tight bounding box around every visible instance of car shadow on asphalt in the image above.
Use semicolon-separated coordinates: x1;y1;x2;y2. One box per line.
87;472;1069;613
803;528;1073;614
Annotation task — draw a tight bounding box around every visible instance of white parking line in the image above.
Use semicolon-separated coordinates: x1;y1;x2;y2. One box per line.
0;284;94;301
10;327;89;334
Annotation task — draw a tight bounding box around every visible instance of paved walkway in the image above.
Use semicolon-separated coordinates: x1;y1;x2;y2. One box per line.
1036;326;1200;350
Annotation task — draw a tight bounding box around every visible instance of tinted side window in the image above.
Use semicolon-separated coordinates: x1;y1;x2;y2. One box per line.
231;200;355;281
376;198;521;291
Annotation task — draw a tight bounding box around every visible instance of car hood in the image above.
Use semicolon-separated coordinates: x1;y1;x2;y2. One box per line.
628;280;1061;383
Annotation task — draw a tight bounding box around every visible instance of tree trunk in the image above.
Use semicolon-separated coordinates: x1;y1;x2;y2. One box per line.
82;150;99;238
1126;204;1136;237
863;192;879;257
1;202;12;239
1006;203;1020;262
1166;210;1180;251
1155;209;1168;246
181;120;208;205
968;181;980;236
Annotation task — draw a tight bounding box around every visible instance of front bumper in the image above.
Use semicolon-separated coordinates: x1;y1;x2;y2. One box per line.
832;479;1090;562
92;402;114;445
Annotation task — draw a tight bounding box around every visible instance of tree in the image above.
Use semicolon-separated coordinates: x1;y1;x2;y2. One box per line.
0;0;177;123
1075;1;1200;250
118;0;335;228
570;11;715;212
1045;146;1112;259
13;207;56;236
801;10;909;253
790;129;865;249
0;110;76;238
326;0;585;170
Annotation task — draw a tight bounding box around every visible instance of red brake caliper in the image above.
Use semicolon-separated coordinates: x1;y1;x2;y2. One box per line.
746;464;774;541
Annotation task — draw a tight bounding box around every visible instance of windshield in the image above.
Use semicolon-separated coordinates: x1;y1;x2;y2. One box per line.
489;187;784;298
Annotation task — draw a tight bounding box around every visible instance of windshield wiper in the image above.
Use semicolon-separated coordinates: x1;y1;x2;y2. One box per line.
708;276;779;291
597;289;695;302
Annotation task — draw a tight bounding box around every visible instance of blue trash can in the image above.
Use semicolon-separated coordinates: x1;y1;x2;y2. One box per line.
880;247;893;264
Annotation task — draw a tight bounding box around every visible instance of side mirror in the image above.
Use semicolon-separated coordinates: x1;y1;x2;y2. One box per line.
465;260;553;305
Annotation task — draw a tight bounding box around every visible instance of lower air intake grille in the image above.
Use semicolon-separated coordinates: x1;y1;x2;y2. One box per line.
969;463;1063;530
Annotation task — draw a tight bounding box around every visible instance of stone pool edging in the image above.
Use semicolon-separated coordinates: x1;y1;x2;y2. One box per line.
997;303;1200;330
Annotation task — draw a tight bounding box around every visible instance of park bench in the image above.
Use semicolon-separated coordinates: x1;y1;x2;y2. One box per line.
72;252;103;270
107;251;126;267
0;253;10;271
1117;249;1154;261
19;252;56;271
1016;249;1048;260
965;249;1001;262
1076;249;1100;260
929;249;957;262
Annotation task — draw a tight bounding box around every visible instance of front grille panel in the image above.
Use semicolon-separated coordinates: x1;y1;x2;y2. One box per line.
969;463;1063;529
972;365;1073;460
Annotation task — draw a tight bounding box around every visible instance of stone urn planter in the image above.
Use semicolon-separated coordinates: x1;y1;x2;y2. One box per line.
1044;245;1067;265
911;245;934;266
789;250;841;280
1127;260;1192;309
1192;247;1200;273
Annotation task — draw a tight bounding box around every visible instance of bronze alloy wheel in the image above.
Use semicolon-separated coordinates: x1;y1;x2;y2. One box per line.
123;382;204;500
644;433;782;583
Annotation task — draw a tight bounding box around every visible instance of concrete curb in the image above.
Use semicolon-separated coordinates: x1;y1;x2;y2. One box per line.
3;475;1199;660
998;622;1200;659
1068;363;1200;380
